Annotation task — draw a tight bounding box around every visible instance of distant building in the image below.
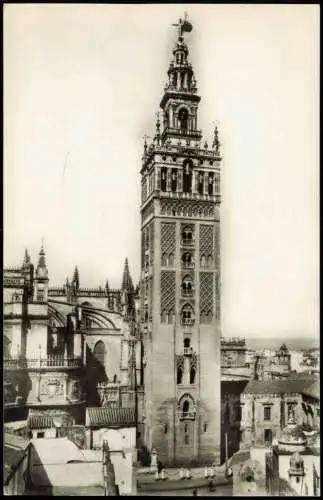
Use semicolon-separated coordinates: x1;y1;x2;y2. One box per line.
240;375;320;449
221;337;253;381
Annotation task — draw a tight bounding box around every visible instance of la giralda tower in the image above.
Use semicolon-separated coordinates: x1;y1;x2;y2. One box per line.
140;15;222;466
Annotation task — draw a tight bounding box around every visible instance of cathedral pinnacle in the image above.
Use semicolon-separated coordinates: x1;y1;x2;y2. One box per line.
212;123;221;155
72;266;80;291
121;258;134;293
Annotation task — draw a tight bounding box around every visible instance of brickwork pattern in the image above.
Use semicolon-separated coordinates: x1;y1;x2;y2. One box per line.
199;272;214;317
200;225;214;258
160;271;176;314
161;223;176;255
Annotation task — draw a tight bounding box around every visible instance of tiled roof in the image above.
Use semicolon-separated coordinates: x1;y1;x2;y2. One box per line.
4;433;30;450
242;377;319;399
4;446;26;485
86;407;136;427
27;414;54;430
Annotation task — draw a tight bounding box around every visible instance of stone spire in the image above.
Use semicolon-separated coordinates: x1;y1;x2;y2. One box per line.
72;266;80;291
22;249;30;267
121;258;133;292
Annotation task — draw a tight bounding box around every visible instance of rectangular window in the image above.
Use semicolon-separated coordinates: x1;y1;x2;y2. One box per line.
164;424;168;434
264;429;273;444
37;290;44;302
184;435;189;445
239;430;244;443
264;406;271;421
204;423;208;433
37;432;45;438
316;408;320;418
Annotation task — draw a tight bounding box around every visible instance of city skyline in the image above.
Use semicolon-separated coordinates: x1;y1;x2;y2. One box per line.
4;4;319;340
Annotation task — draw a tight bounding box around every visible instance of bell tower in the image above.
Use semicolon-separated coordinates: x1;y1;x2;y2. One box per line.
140;15;222;465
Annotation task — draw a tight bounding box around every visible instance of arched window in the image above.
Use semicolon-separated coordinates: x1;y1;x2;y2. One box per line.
198;172;204;195
177;367;183;385
200;255;206;267
190;367;196;384
184;338;191;348
168;310;174;324
161;253;168;266
183;400;190;416
182;226;193;243
207;255;213;266
168;253;174;266
178;108;188;133
93;341;105;368
182;304;194;324
182;253;193;267
113;374;117;383
182;275;193;295
183;160;193;193
208;173;214;195
161;167;167;192
171;169;177;192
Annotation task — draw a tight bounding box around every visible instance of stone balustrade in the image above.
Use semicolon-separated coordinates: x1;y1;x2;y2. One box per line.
4;355;83;370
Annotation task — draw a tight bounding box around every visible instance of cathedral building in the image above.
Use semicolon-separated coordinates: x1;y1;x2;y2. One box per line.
140;16;221;465
4;248;142;434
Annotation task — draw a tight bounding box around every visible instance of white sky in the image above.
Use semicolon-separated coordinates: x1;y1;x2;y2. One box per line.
4;4;319;339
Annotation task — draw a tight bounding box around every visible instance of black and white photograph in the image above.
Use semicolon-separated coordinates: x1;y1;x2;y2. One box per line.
3;3;319;496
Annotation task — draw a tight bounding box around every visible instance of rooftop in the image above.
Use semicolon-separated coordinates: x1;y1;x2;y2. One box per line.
242;376;319;399
86;406;136;428
4;446;27;485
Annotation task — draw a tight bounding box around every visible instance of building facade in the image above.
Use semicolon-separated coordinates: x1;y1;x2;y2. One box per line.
4;249;142;432
140;16;221;465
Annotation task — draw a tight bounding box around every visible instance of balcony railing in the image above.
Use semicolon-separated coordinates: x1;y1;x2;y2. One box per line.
4;355;83;370
182;262;195;269
176;410;197;421
184;347;194;356
181;289;194;297
181;318;195;327
181;239;195;247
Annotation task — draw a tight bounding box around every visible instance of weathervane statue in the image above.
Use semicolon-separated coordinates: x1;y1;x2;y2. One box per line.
172;12;193;39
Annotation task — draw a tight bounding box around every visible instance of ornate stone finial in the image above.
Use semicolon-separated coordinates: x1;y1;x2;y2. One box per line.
212;122;221;154
143;134;149;155
72;266;80;291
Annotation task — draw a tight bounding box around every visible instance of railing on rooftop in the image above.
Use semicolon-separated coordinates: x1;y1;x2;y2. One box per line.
4;355;83;370
221;336;246;347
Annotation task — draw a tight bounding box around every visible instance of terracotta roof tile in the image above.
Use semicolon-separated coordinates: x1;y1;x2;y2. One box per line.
86;407;136;427
27;414;54;430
